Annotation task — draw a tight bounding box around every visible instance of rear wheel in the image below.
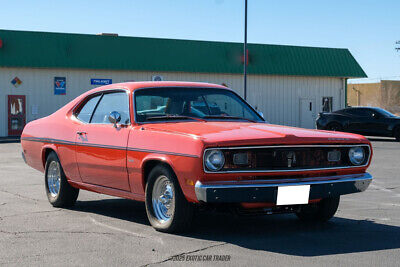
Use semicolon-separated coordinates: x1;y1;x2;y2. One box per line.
145;165;194;233
45;152;79;207
296;196;340;222
394;127;400;141
326;122;342;131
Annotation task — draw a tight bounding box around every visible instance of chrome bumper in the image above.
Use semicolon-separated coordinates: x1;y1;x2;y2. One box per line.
195;173;372;203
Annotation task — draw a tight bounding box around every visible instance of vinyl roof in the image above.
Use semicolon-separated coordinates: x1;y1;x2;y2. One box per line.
0;29;367;78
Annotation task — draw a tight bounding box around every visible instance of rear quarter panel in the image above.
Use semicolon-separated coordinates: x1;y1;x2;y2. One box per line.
21;108;82;182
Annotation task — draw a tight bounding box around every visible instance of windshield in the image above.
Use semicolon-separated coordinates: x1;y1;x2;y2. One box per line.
134;87;264;123
375;108;396;118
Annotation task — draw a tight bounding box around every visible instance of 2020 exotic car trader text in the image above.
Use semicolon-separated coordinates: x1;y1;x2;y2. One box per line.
21;82;373;233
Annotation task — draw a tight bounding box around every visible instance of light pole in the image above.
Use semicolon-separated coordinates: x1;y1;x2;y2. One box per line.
243;0;248;100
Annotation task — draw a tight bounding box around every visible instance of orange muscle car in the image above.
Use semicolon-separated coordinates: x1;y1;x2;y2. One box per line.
21;82;373;232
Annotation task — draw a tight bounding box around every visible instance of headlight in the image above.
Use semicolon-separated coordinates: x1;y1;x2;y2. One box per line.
204;149;225;171
348;147;365;165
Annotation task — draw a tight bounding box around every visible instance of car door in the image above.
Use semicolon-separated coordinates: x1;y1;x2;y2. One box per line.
364;110;389;136
75;90;131;191
346;109;369;135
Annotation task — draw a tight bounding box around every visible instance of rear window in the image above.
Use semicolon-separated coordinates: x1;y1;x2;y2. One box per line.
76;95;101;123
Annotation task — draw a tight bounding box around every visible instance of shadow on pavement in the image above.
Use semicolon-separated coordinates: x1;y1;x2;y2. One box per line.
71;198;400;257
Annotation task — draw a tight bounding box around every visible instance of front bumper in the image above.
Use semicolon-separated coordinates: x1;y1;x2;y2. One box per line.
195;173;372;203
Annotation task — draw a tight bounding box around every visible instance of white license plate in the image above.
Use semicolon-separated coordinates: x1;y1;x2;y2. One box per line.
276;185;310;205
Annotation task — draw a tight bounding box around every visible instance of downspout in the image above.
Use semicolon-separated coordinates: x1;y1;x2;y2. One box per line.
344;78;348;108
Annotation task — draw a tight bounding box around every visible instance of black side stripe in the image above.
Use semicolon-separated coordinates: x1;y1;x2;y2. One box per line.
21;137;198;158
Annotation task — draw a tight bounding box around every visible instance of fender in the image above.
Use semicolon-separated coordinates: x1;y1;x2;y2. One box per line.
138;153;199;202
140;154;178;191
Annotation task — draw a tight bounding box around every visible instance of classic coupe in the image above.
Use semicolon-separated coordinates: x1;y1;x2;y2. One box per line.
21;82;373;232
316;107;400;141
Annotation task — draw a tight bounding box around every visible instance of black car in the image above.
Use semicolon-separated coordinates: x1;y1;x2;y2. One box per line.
316;107;400;141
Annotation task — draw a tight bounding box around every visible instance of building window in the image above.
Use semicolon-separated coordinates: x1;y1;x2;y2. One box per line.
322;97;333;112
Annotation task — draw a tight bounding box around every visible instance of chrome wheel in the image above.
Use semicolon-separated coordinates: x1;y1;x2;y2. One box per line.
152;175;175;223
47;161;61;197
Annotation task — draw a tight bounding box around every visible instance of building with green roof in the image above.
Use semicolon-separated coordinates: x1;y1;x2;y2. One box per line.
0;29;366;136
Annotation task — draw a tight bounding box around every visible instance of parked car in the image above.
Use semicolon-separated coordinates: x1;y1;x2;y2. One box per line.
21;82;373;233
316;107;400;141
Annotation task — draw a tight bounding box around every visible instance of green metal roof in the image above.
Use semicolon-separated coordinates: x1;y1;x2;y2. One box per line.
0;29;367;78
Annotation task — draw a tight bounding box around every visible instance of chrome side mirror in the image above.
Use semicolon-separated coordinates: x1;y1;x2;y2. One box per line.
108;111;121;127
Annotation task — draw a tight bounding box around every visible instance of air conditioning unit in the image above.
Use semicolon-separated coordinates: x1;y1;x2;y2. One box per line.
152;75;163;82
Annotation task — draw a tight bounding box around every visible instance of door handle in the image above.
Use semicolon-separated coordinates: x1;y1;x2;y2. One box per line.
76;131;87;135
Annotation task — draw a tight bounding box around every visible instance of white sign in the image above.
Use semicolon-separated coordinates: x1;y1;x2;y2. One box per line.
31;105;39;115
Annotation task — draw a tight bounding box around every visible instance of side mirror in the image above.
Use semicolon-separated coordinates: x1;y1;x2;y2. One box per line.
108;111;121;127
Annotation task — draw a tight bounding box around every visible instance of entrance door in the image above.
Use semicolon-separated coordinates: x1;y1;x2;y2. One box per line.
8;95;26;136
299;98;315;129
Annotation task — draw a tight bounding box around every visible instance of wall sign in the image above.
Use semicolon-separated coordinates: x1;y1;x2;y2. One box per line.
11;77;22;87
91;78;112;85
54;77;66;95
152;75;163;81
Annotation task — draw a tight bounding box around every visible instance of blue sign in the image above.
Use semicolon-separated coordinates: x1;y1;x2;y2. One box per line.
54;77;66;95
91;78;112;85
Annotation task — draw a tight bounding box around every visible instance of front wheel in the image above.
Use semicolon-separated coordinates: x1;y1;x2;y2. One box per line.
296;196;340;222
394;127;400;141
45;152;79;207
145;165;194;233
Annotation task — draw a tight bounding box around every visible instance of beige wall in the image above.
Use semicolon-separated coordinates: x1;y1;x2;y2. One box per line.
0;67;345;136
347;80;400;115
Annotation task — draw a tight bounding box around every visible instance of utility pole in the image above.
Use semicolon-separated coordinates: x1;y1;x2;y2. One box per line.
396;41;400;52
243;0;248;100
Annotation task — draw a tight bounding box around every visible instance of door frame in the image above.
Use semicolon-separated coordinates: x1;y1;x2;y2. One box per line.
299;97;316;129
7;95;26;136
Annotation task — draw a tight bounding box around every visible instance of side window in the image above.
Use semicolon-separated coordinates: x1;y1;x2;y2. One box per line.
346;109;365;117
354;109;372;117
76;95;101;123
91;92;130;124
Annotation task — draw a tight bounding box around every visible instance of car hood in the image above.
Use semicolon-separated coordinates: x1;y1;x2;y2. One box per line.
144;121;367;146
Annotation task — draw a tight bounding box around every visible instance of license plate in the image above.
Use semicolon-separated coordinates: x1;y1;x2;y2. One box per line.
276;185;310;205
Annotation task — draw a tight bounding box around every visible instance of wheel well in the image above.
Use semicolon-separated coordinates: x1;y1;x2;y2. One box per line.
142;160;175;190
42;148;56;168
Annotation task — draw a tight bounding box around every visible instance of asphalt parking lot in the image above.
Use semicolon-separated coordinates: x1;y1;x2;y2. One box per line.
1;139;400;266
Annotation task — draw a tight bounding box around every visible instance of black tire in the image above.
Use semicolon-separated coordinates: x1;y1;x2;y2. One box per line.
45;151;79;207
296;196;340;222
326;122;342;131
145;165;194;233
394;127;400;142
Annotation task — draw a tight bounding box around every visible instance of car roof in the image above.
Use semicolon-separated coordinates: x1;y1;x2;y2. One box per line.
84;81;230;95
345;106;379;110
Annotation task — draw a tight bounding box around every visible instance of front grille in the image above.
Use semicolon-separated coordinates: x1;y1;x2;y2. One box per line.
210;145;370;173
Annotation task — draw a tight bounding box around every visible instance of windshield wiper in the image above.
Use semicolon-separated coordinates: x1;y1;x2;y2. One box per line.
203;115;256;123
145;115;205;122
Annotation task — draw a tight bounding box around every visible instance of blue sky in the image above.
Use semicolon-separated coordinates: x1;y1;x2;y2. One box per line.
1;0;399;81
